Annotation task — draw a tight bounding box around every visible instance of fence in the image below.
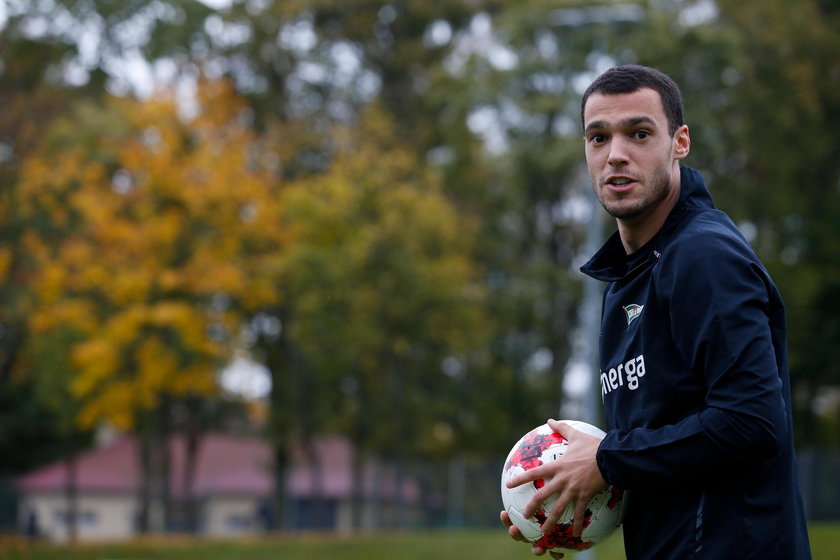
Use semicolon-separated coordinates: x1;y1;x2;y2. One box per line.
4;448;840;539
799;448;840;521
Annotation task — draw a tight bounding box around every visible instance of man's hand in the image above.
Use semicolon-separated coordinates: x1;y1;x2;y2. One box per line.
500;509;566;559
505;419;608;538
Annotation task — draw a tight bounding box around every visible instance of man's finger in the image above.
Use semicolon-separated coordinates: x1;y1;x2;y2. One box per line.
502;511;529;542
540;490;572;532
532;544;565;558
547;418;570;437
572;500;588;537
500;509;511;526
522;480;558;519
506;463;550;489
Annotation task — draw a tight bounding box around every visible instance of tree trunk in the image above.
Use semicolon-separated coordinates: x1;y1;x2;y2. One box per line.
262;308;294;531
392;457;406;529
136;402;171;534
0;320;24;389
350;445;365;532
137;425;152;534
182;424;202;533
157;400;172;533
301;436;328;529
63;454;78;543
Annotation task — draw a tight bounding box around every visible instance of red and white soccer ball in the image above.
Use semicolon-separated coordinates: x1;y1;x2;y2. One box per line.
500;421;626;552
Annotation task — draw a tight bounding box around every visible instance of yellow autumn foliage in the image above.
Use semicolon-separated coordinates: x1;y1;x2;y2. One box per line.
0;247;12;281
71;339;121;393
18;79;286;430
29;300;97;335
134;335;180;393
170;364;219;396
18;79;487;441
77;380;137;432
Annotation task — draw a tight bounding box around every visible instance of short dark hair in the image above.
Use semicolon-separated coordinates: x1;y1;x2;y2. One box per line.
581;65;685;136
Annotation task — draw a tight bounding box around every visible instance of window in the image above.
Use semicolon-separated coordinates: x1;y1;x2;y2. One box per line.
225;514;252;531
53;510;98;527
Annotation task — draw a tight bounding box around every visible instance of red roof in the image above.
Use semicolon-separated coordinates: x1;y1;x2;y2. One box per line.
17;433;418;501
285;436;420;501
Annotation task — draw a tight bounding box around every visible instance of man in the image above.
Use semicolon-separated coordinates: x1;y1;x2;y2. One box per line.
501;65;812;559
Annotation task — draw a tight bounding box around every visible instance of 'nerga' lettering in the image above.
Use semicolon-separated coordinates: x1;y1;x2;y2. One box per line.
601;354;646;397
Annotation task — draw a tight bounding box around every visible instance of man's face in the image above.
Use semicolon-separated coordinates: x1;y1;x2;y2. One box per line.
582;88;688;224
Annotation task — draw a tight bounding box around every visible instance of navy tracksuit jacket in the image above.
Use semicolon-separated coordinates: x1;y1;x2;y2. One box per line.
580;166;811;559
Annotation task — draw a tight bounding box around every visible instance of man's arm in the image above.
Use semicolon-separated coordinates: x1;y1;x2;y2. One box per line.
599;230;787;490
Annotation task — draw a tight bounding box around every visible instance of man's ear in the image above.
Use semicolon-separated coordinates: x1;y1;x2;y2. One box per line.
673;124;690;160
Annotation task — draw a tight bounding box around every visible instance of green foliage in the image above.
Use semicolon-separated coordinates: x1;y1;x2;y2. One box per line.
271;106;489;457
0;370;92;477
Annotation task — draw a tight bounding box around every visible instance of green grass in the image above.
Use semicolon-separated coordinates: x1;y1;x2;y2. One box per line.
0;524;837;560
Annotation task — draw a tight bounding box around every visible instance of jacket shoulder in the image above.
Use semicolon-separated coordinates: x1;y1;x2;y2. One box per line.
663;208;755;264
653;209;770;305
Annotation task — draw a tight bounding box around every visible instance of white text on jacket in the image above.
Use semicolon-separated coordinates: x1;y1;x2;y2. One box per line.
601;354;646;397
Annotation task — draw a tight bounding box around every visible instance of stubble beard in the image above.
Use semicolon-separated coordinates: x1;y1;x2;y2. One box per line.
594;161;672;220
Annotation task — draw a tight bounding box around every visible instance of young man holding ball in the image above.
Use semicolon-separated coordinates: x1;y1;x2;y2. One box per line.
502;65;812;560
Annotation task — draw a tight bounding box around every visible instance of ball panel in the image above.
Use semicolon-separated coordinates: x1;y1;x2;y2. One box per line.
503;424;564;472
533;511;596;551
507;506;543;541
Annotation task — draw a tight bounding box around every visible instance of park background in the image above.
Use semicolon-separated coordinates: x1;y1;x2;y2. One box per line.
1;0;840;556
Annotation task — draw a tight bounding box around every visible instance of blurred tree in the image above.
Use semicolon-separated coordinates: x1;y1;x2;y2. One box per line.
3;0;584;455
713;0;840;445
188;0;581;505
0;3;110;535
16;79;283;531
260;105;488;528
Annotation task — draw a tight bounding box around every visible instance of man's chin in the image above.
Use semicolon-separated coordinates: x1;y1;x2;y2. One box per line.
601;200;646;220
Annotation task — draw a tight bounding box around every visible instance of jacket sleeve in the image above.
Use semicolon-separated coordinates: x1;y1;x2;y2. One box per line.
596;225;788;490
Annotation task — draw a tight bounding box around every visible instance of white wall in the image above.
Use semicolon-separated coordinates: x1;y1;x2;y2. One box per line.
202;496;261;537
20;492;137;542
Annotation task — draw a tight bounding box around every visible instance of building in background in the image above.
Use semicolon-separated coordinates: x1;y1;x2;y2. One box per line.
16;433;421;542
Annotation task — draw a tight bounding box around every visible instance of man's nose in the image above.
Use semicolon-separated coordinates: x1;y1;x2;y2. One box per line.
607;137;630;166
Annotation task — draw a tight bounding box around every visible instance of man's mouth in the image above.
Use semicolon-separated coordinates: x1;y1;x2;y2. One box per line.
606;176;635;189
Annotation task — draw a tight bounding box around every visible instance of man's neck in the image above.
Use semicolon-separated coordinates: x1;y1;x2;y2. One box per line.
617;175;682;254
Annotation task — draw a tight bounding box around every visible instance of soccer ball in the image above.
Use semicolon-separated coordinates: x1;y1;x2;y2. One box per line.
501;421;626;551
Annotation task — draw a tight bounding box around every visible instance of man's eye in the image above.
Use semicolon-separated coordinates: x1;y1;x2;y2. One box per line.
590;134;606;144
634;130;649;140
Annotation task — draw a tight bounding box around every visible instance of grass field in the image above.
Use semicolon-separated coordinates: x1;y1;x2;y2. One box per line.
0;524;837;559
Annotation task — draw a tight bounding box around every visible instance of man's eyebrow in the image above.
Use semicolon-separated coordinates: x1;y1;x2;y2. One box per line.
623;116;656;128
584;120;607;133
584;116;657;133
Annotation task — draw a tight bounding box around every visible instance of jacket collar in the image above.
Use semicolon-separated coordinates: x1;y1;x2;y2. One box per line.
580;166;714;282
